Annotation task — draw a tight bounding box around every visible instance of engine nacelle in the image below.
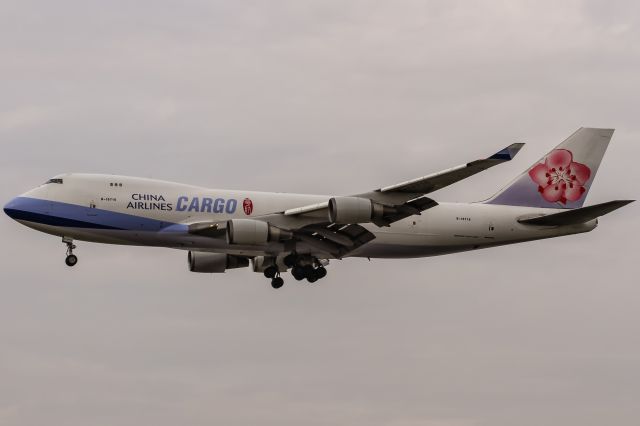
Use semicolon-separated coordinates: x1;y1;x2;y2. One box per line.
188;251;249;273
329;196;380;224
226;219;293;245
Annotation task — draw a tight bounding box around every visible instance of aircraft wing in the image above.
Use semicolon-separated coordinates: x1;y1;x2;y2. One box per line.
186;218;374;258
356;142;525;205
282;194;439;226
295;223;376;258
280;142;523;226
186;142;524;256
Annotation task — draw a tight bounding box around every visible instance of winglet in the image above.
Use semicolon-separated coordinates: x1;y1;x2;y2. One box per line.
488;143;525;161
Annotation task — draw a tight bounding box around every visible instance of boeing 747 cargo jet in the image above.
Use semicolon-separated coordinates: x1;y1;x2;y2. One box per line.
4;128;633;288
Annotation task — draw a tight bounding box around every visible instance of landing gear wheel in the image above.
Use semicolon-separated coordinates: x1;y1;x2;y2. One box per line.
65;254;78;267
263;266;277;279
306;269;319;283
63;237;78;267
292;266;305;281
271;277;284;289
302;264;314;278
316;266;327;279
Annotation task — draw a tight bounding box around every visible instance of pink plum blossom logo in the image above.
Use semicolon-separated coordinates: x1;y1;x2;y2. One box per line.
528;149;591;205
243;198;254;215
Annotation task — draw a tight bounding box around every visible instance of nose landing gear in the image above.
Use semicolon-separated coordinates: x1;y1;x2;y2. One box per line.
63;237;78;267
65;254;78;267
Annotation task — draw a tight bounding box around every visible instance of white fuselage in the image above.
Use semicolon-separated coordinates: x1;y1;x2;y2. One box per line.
5;173;596;259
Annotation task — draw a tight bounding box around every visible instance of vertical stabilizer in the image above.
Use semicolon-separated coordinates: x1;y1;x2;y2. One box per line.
485;128;613;209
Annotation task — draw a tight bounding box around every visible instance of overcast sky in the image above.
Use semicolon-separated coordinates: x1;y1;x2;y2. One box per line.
1;1;639;425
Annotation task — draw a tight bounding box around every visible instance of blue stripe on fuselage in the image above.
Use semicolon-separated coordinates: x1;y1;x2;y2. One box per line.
4;197;185;231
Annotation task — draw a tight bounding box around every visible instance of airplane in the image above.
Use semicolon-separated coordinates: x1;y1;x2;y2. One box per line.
3;128;633;289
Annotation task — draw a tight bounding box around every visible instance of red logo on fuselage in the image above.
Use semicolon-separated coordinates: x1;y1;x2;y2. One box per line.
243;198;253;215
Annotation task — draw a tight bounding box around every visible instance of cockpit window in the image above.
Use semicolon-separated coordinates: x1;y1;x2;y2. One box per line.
44;178;64;185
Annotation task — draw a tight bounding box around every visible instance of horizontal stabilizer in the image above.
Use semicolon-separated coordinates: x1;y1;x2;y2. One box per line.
518;200;634;226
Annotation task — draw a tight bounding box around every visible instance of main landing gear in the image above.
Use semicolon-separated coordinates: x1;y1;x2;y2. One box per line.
291;264;327;283
63;237;78;267
260;254;329;289
271;276;284;289
264;265;284;288
263;266;285;289
286;254;328;284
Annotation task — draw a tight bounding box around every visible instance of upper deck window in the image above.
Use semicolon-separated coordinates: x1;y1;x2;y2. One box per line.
44;178;63;185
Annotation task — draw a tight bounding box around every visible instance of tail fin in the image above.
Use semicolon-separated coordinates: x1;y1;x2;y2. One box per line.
485;128;614;209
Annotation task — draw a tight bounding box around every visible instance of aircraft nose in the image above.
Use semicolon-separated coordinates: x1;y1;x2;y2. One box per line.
4;197;31;221
4;197;22;220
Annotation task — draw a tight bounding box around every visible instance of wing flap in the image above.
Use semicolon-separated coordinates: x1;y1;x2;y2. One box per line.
299;223;376;258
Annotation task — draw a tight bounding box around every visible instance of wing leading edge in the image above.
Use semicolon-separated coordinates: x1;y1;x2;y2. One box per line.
359;142;525;205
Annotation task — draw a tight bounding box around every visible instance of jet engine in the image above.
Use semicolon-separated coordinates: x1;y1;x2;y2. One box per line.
188;251;249;273
328;196;390;224
226;219;293;245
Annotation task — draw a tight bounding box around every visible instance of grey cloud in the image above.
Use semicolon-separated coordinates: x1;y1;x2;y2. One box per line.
1;1;639;425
